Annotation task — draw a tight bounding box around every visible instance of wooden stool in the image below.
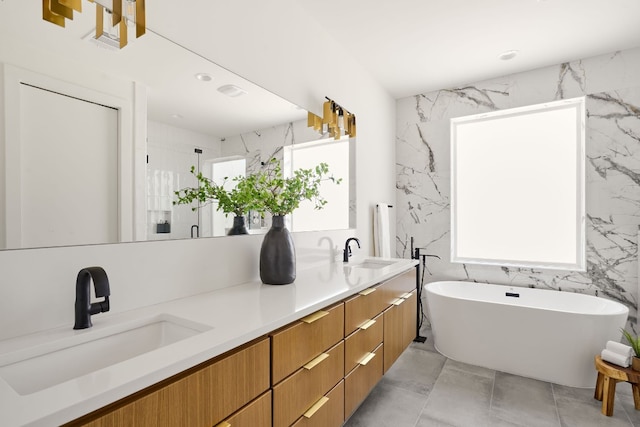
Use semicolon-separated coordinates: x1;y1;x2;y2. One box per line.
594;355;640;416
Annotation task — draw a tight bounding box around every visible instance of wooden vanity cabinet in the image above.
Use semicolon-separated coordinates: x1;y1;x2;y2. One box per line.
342;268;417;420
66;337;270;427
66;267;418;427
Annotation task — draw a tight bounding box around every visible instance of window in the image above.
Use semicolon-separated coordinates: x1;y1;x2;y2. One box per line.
284;137;350;232
450;97;586;271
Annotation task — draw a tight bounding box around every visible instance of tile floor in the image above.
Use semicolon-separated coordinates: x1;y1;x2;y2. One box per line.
345;328;640;427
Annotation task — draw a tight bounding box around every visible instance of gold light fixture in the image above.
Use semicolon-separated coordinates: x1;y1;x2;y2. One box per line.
307;97;356;140
43;0;146;49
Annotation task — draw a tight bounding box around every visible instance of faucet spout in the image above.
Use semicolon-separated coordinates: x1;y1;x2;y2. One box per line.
343;237;361;263
74;266;110;330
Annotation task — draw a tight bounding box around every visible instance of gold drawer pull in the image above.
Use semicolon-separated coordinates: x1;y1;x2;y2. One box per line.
301;310;329;324
359;352;376;366
303;396;329;418
392;298;405;306
400;292;412;299
304;353;329;370
215;422;231;427
359;319;376;330
359;287;376;296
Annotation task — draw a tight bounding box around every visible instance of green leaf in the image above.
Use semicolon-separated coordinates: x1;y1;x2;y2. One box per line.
621;328;640;357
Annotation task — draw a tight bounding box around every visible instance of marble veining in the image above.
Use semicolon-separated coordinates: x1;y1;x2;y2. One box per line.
396;48;640;329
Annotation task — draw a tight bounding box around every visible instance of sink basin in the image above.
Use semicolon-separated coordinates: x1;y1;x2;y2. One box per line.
0;314;211;395
350;259;397;269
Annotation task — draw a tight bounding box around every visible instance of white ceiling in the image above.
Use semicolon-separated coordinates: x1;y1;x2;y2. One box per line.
297;0;640;98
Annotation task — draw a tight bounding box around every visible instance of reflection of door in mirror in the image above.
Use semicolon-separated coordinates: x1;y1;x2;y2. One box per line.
146;120;222;241
6;84;118;249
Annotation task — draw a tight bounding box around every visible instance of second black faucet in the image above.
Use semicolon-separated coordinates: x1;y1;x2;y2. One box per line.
343;237;361;262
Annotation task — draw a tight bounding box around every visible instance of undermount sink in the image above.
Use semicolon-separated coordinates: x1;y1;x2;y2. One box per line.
350;259;397;269
0;314;211;395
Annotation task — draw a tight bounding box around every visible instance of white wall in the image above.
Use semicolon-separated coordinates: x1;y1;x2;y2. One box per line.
0;2;395;340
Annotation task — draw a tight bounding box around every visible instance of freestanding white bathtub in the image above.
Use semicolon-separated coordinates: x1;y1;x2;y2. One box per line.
425;281;629;387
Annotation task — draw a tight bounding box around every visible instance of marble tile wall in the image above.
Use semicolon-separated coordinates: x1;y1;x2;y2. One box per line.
396;48;640;327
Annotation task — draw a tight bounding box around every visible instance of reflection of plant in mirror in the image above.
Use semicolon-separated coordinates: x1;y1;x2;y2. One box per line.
173;166;259;217
250;158;341;216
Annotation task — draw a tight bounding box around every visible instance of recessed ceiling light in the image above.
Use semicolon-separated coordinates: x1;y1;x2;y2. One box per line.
217;84;247;97
498;50;519;61
194;73;213;82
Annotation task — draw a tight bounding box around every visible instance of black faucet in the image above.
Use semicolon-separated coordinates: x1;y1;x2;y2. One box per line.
74;266;110;329
343;237;361;262
191;224;199;238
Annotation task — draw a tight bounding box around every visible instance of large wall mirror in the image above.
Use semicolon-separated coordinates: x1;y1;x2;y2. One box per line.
0;1;355;250
450;97;586;271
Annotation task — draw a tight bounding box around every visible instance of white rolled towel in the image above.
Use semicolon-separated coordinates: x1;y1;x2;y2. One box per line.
606;340;634;358
601;349;631;367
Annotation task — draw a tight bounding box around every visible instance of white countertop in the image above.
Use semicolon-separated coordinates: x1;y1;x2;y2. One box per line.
0;257;417;427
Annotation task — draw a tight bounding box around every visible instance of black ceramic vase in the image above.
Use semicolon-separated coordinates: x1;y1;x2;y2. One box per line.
227;216;249;236
260;215;296;285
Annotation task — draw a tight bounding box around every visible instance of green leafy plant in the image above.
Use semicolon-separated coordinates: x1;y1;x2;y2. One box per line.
621;328;640;357
173;166;259;217
250;158;341;216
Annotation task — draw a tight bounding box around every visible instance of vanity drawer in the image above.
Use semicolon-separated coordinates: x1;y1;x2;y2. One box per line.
273;340;345;427
292;380;345;427
344;287;386;336
215;390;272;427
271;302;344;384
70;337;270;427
344;342;383;419
378;269;416;306
344;312;383;374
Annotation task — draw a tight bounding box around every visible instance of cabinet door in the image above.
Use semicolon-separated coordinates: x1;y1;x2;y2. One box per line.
383;291;417;374
402;291;418;349
383;303;403;374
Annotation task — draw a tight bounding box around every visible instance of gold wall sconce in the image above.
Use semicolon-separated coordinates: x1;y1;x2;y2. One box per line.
307;97;356;140
43;0;146;49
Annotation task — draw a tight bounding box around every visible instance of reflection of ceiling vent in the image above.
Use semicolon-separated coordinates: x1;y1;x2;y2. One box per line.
82;29;120;52
217;84;247;98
